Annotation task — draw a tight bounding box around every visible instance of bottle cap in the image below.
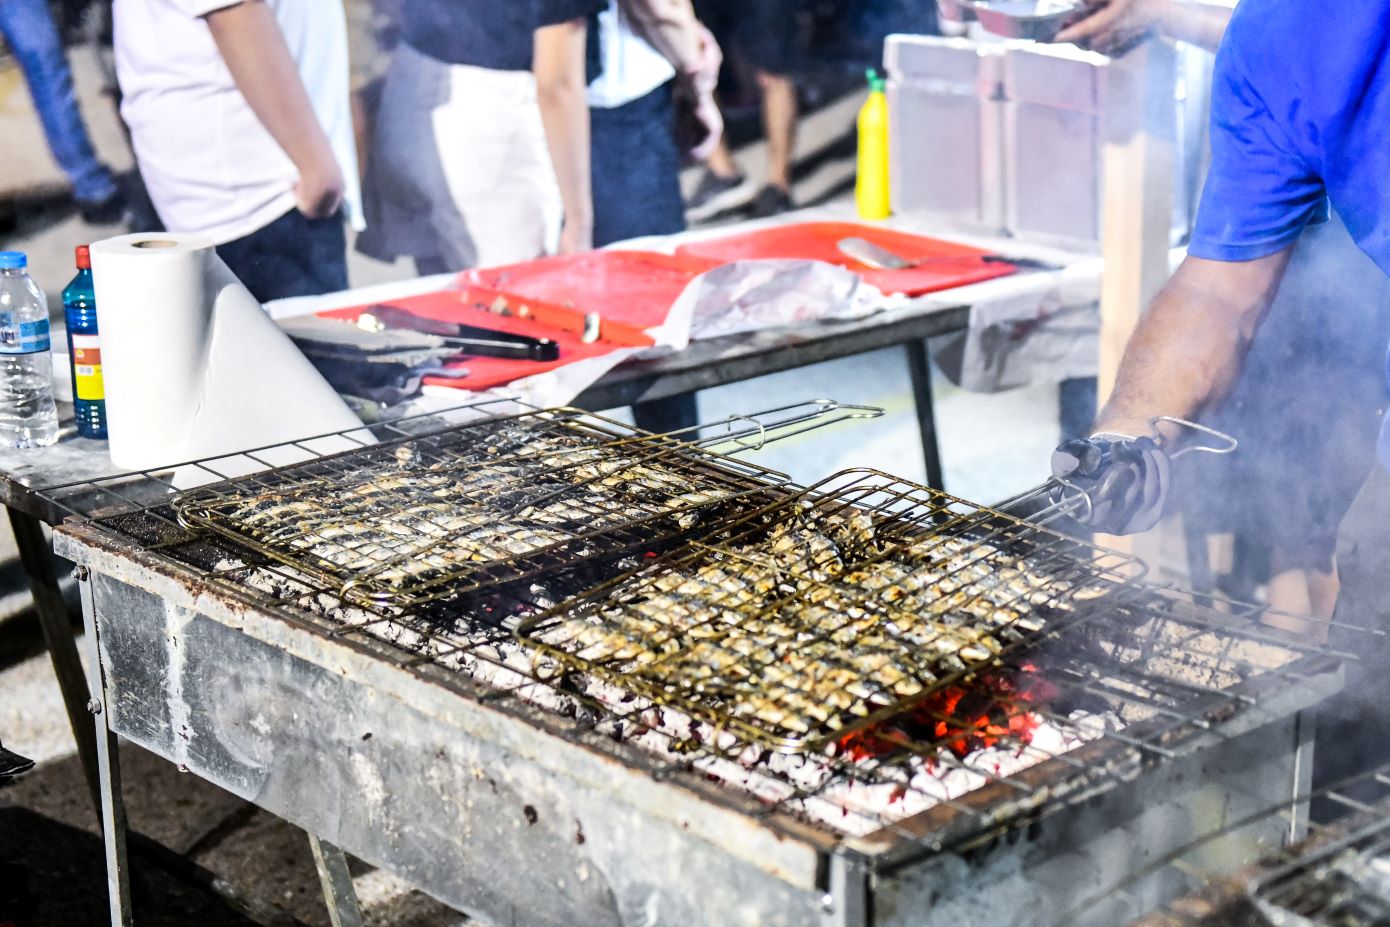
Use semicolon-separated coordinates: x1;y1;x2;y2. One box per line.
75;245;91;270
0;252;27;270
866;68;886;93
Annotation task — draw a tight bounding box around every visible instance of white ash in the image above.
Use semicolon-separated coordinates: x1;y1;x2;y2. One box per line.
229;561;1118;838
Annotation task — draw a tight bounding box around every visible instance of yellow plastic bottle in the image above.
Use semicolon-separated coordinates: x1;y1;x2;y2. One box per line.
856;69;892;220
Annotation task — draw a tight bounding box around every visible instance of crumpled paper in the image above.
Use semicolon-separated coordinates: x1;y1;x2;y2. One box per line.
673;260;902;341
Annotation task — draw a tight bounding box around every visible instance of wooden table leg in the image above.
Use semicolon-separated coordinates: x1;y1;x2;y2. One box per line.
905;339;947;491
7;507;101;813
309;834;364;927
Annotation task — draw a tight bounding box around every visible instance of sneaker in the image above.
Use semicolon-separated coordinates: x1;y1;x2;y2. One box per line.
748;184;794;219
0;744;33;781
686;169;753;221
77;187;128;226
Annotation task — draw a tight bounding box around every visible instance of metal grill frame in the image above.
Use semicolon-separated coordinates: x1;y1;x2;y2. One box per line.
1250;816;1390;925
516;468;1149;753
1120;763;1390;927
40;403;1344;867
170;405;802;609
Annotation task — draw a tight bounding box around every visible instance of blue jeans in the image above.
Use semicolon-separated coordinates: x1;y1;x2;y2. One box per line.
216;208;348;304
0;0;116;204
591;82;687;248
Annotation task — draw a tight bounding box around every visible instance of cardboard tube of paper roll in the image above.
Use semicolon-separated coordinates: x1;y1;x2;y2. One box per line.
90;234;362;472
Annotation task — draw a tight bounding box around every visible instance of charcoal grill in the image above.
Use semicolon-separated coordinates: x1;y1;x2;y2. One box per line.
47;399;1343;927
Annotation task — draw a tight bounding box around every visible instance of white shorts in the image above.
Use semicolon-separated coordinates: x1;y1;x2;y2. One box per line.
357;43;562;270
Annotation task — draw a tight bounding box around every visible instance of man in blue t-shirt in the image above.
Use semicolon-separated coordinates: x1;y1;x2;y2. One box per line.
1052;0;1390;532
1051;0;1390;803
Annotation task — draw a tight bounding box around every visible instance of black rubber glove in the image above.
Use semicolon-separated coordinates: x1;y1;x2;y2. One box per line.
1049;435;1171;535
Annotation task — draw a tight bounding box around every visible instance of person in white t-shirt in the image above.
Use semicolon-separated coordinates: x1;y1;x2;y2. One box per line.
113;0;362;303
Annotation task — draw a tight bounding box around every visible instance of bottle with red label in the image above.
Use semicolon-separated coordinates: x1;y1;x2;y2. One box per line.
62;245;106;439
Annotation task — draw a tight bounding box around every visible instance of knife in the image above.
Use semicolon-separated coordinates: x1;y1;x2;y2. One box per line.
358;304;562;362
837;236;1063;273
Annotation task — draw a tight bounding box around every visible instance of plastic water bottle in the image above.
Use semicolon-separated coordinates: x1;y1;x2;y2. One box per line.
0;252;59;449
62;245;106;439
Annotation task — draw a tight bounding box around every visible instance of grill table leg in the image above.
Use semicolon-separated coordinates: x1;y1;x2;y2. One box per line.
819;851;869;927
309;834;364;927
1288;710;1315;844
7;508;101;814
905;339;947;491
77;566;133;927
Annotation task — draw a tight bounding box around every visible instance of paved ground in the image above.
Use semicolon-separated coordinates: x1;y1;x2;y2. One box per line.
0;27;1063;927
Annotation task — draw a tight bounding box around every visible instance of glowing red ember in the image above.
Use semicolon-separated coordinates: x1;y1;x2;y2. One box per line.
835;666;1056;763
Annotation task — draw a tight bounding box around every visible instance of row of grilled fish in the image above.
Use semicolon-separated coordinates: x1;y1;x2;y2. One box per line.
546;508;1112;737
180;431;741;595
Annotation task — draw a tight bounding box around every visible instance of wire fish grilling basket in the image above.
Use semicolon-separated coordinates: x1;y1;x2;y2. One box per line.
516;468;1148;754
169;402;879;610
1248;818;1390;927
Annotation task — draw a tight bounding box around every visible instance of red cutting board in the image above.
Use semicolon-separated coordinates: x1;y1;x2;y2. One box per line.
319;283;654;391
467;250;719;333
674;222;1016;296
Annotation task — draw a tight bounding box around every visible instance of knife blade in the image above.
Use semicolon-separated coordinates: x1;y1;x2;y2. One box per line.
836;237;1063;273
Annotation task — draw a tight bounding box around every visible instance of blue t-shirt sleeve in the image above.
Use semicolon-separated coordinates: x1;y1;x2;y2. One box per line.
1189;38;1329;263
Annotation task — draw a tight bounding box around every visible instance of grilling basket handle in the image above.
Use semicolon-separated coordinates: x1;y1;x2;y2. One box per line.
648;399;885;454
1004;416;1238;529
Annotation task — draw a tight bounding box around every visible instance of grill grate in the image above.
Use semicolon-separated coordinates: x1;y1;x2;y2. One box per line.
517;469;1144;752
171;407;797;608
1119;765;1390;927
1251;819;1390;926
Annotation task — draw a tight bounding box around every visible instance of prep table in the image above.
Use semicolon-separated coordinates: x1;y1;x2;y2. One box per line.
273;204;1107;491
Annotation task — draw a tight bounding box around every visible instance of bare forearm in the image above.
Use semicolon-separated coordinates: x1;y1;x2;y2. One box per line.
534;20;593;244
1151;0;1233;52
206;1;334;178
1094;252;1290;436
622;0;702;73
1096;280;1242;435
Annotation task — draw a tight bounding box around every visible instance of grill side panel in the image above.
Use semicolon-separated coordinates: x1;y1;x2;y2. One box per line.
86;571;829;927
875;710;1316;927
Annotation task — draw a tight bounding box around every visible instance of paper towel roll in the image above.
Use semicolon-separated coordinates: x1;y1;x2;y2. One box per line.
90;234;363;471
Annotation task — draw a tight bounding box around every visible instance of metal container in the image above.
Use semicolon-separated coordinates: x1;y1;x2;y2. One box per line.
967;0;1081;41
885;35;1006;235
1001;43;1110;251
887;35;1210;253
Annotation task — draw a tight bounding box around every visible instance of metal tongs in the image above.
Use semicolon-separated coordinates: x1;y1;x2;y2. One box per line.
359;304;561;362
1001;416;1239;528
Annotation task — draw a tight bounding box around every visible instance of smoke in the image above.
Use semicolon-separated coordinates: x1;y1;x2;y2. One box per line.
1172;211;1390;606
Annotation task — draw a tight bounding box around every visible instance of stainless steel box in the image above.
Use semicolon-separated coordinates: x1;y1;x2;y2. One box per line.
886;34;1210;252
1001;42;1110;250
885;35;1007;235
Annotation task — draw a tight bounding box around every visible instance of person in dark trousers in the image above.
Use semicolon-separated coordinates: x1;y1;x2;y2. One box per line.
685;0;802;220
0;0;123;222
1048;0;1390;810
587;0;722;435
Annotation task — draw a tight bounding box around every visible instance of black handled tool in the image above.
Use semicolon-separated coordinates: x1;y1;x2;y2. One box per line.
360;304;561;362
